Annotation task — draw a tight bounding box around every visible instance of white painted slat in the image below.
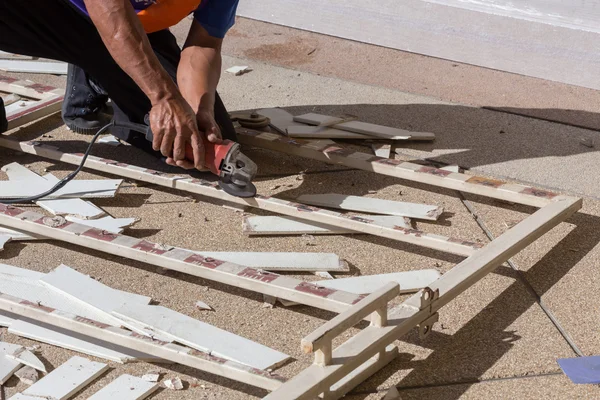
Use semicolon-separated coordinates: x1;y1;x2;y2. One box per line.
0;51;34;60
0;235;10;250
195;251;347;272
0;310;15;327
317;270;441;294
9;394;41;400
64;216;137;234
37;199;105;219
87;374;159;400
286;126;382;140
8;319;165;364
0;342;45;372
293;113;346;126
297;193;443;221
0;273;118;326
0;227;38;241
0;60;68;75
243;215;410;236
335;120;434;141
0;179;121;199
112;303;291;371
1;163;41;181
4;101;35;116
0;355;21;384
40;265;152;321
0;264;44;279
21;356;108;400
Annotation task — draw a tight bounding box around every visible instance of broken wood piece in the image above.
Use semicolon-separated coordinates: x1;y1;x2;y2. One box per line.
371;142;392;158
286;125;398;140
0;51;34;60
0;344;22;384
316;270;441;295
142;371;161;382
37;198;106;220
14;366;38;385
290;113;434;141
293;113;351;127
301;282;399;357
8;319;165;364
39;264;152;326
257;108;307;135
336;120;434;141
163;377;184;390
0;227;39;241
0;342;45;372
0;176;121;199
0;293;284;391
225;66;252;76
1;93;21;106
1;162;41;181
21;356;108;399
112;303;291;371
0;235;10;251
195;251;348;272
64;216;138;234
297;193;443;221
195;301;212;311
0;270;119;326
0;60;68;75
87;374;159;400
98;135;121;146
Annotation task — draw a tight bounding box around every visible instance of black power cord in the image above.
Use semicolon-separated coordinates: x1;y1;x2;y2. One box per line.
0;121;116;204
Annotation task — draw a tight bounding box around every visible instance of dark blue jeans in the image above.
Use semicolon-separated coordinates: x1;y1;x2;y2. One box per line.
0;0;236;147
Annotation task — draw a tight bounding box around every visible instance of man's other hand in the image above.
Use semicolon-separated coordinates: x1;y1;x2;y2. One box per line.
149;96;205;170
196;108;222;144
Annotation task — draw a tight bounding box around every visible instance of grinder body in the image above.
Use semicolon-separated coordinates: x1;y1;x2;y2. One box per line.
128;119;257;197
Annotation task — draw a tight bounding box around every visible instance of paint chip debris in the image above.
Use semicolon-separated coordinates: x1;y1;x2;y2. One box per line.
580;137;594;148
225;66;252;76
383;386;401;399
142;371;161;382
195;301;213;311
164;377;184;390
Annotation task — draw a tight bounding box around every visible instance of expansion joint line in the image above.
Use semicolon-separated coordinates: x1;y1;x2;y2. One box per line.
457;191;583;357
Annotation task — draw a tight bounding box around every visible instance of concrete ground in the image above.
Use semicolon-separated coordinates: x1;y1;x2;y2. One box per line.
1;16;600;399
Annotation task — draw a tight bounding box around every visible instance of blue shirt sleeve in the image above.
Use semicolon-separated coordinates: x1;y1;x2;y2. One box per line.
193;0;240;39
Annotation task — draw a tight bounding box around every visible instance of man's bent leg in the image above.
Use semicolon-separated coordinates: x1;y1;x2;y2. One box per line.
0;97;7;134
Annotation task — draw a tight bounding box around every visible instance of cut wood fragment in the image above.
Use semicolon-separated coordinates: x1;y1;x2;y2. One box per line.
335;120;435;141
383;386;402;400
163;377;184;390
64;216;138;234
297;193;443;221
14;366;38;385
195;301;212;311
112;303;291;371
21;356;108;399
0;60;68;75
37;198;105;219
316;270;441;295
0;176;121;199
1;93;21;106
286;125;391;140
1;162;40;181
98;135;121;146
0;271;118;326
293;113;348;127
142;371;161;382
87;374;159;400
0;264;44;279
0;342;46;372
195;251;348;272
0;227;39;241
0;310;15;327
371;142;392;158
257;108;306;135
0;235;10;250
8;319;165;364
39;264;151;326
225;65;252;75
0;343;22;384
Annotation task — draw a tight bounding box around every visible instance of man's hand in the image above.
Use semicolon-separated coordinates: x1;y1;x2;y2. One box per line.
149;96;205;170
196;108;222;144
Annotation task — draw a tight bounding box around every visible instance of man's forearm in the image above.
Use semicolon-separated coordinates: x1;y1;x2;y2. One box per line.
83;0;178;105
177;46;221;114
